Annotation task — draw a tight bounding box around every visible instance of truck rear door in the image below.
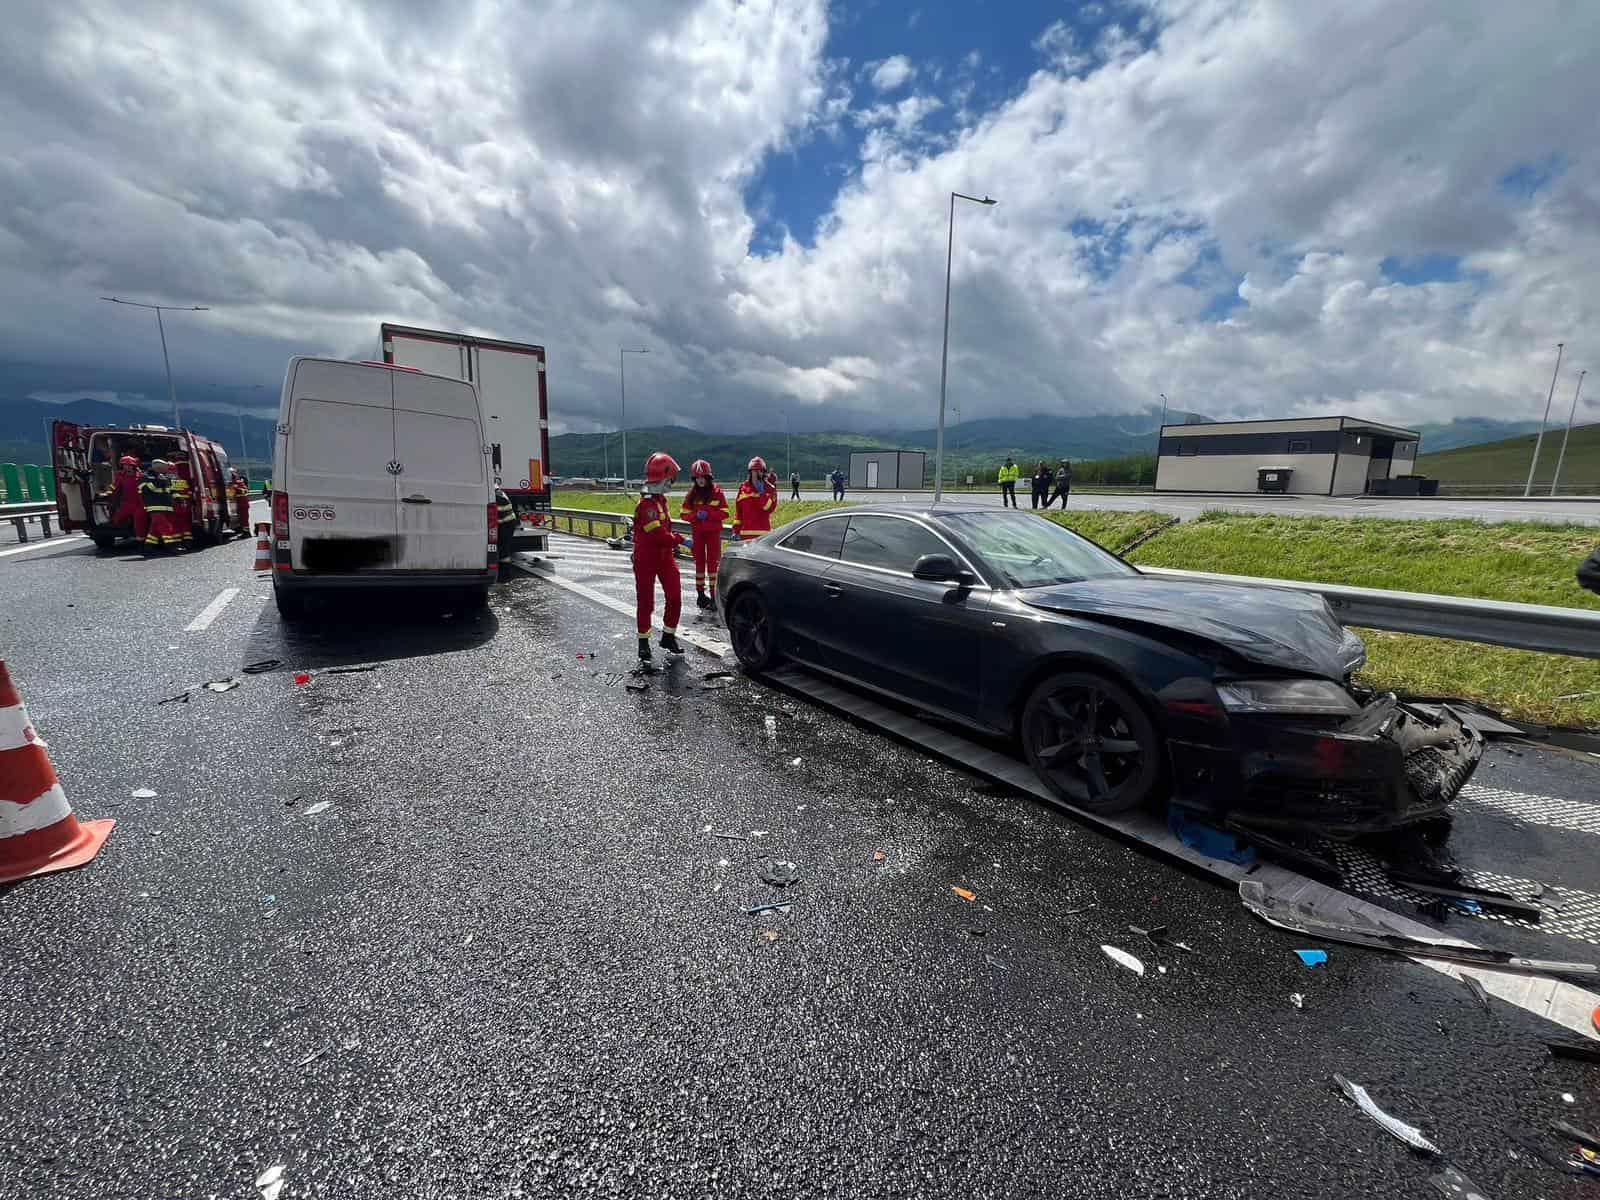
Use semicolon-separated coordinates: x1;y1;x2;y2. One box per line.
284;360;398;571
392;371;489;572
471;343;548;495
51;420;91;529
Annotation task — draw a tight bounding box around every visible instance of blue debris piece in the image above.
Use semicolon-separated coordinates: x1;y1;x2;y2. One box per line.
1167;808;1256;866
1447;898;1483;915
1295;949;1329;968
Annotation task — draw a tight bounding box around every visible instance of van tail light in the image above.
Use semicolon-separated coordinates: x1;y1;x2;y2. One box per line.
273;491;292;571
487;502;499;574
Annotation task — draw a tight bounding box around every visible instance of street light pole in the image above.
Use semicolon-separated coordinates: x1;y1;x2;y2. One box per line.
619;347;649;485
1154;393;1170;486
786;411;791;482
100;297;209;428
935;190;997;502
1551;368;1588;497
1524;342;1565;497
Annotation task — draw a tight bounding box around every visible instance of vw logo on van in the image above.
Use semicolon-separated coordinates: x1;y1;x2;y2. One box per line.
386;460;403;475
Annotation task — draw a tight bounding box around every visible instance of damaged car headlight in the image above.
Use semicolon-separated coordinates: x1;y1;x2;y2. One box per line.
1215;678;1362;716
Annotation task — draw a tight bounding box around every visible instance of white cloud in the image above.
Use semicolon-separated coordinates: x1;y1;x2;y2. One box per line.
1;0;1598;444
867;54;915;93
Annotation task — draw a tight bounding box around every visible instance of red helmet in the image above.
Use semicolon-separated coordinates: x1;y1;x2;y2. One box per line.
118;455;138;467
690;459;713;480
747;456;767;474
644;452;680;485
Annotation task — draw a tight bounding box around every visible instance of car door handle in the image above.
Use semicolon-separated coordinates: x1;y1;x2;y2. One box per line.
823;582;843;596
402;495;432;505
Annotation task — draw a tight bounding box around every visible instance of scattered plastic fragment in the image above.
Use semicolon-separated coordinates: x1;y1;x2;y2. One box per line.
872;850;886;864
296;1048;325;1066
625;679;649;692
759;929;779;944
1061;904;1097;917
256;1164;286;1200
1555;1120;1600;1153
745;901;795;916
204;678;241;693
763;715;777;739
303;801;331;816
701;673;735;690
1295;949;1329;968
710;831;748;842
241;659;280;674
1459;975;1491;1013
790;756;802;767
576;652;595;660
1290;993;1304;1009
156;691;191;705
1157;965;1168;975
1562;1093;1576;1104
1100;945;1145;977
985;954;1007;970
951;886;976;903
760;861;800;888
1332;1074;1439;1155
1547;1040;1600;1064
1510;1130;1588;1175
326;665;380;674
1428;1164;1490;1200
294;673;311;686
131;788;157;799
462;934;474;947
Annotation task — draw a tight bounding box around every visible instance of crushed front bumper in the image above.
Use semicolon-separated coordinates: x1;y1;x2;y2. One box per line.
1170;694;1484;839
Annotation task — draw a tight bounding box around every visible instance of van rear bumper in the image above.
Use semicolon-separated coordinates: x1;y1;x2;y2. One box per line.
274;570;494;592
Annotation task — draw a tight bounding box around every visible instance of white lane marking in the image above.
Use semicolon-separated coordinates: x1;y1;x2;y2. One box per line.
0;533;91;560
509;555;729;658
184;587;241;632
1461;783;1600;838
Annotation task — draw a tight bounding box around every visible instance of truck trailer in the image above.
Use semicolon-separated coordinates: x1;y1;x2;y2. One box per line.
380;323;552;552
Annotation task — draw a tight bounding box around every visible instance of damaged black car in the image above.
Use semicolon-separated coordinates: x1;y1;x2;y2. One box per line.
717;504;1481;837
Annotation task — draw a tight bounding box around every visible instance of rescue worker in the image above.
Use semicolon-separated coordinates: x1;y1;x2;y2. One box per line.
494;486;519;562
140;460;181;553
680;459;730;610
1031;460;1053;509
1047;458;1073;509
829;467;846;502
227;468;251;535
169;456;194;547
997;457;1020;508
109;454;147;542
633;452;687;662
789;469;801;500
731;456;779;541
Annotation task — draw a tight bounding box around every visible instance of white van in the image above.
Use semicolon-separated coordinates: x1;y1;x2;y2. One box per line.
269;356;498;620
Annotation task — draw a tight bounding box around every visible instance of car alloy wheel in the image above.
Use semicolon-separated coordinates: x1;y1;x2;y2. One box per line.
1022;671;1162;813
728;589;778;671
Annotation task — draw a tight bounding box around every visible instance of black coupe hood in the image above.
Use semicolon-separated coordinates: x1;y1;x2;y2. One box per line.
1019;575;1364;678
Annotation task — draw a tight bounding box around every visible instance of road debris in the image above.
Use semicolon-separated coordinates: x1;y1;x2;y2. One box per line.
302;801;331;817
951;886;977;902
1546;1039;1600;1064
296;1048;325;1066
204;678;241;693
326;664;381;674
709;831;748;842
1129;923;1196;954
1290;993;1304;1009
701;672;735;690
764;715;777;740
1332;1074;1439;1155
759;929;780;944
790;756;802;767
1555;1119;1600;1153
241;659;280;674
745;900;795;916
624;679;649;692
1427;1164;1490;1199
760;860;800;888
1295;949;1329;968
131;788;157;799
156;690;191;705
985;954;1007;971
1100;945;1145;977
294;673;312;685
1510;1130;1589;1175
1458;975;1491;1013
256;1164;286;1200
1562;1092;1577;1104
872;850;886;865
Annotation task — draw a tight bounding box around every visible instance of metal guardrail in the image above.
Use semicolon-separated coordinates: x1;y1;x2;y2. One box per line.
1139;566;1600;659
2;502;59;542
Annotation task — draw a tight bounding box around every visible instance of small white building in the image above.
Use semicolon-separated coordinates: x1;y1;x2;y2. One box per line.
1154;416;1421;496
848;450;926;489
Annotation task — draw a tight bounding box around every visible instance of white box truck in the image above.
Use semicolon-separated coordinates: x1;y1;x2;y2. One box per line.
381;322;552;551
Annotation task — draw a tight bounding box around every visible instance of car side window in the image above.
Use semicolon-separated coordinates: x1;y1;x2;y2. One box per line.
779;516;848;558
841;516;949;574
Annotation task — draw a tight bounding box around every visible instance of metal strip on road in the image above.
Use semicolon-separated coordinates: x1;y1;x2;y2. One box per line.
760;662;1600;1040
183;587;241;632
508;553;730;659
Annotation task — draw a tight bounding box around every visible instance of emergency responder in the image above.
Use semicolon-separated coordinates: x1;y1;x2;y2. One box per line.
1047;458;1073;509
731;456;779;540
140;460;181;553
789;469;801;500
997;457;1020;508
830;467;846;502
680;459;730;610
633;452;687;662
169;456;194;547
1031;460;1053;509
108;454;147;541
494;486;519;562
227;468;251;535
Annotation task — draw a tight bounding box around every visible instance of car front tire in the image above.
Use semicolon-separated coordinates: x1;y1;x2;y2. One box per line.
1021;670;1163;814
728;588;779;672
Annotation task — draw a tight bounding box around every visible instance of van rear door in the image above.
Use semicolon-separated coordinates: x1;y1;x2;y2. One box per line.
51;420;91;529
285;361;397;571
392;371;488;572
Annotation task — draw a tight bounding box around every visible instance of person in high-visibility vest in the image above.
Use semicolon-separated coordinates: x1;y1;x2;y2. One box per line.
227;468;251;535
169;458;194;547
679;458;730;610
633;452;686;662
997;457;1021;508
140;460;182;553
731;456;779;540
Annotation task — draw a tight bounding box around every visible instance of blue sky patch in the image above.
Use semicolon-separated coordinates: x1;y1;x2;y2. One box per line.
1499;154;1565;199
1380;253;1463;285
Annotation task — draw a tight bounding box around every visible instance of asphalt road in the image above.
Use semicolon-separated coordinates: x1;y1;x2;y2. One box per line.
3;526;1599;1198
795;488;1600;526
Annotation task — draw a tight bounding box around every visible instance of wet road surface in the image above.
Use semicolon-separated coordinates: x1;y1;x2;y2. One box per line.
3;527;1599;1198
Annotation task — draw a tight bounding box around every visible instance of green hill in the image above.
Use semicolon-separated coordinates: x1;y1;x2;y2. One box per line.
1416;422;1600;489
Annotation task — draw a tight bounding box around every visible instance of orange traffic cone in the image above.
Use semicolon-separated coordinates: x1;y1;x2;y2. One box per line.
0;660;114;884
253;523;272;572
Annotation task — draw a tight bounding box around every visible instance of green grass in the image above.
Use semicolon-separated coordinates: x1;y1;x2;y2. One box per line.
1417;421;1600;488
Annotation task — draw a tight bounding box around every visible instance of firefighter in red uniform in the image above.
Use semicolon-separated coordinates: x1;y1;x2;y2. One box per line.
731;456;779;540
679;459;729;610
169;457;194;547
633;452;687;663
108;454;147;543
140;460;181;553
227;468;251;535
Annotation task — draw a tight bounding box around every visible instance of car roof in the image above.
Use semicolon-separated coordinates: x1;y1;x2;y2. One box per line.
798;501;997;520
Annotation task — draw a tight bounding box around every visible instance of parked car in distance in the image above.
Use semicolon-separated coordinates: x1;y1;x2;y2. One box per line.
269;356;499;620
716;503;1481;837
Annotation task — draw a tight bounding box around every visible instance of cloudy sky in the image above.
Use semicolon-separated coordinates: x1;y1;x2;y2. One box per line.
1;0;1596;434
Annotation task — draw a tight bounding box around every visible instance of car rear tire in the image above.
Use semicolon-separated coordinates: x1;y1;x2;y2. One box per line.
728;588;779;672
1021;670;1163;814
91;532;118;553
274;586;309;623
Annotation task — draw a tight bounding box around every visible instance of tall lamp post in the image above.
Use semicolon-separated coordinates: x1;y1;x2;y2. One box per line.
1155;393;1170;485
100;297;209;428
1524;342;1565;497
1550;368;1588;497
935;190;997;502
785;411;792;483
619;347;649;485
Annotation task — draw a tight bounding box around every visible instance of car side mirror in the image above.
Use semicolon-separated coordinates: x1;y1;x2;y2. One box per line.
913;553;976;587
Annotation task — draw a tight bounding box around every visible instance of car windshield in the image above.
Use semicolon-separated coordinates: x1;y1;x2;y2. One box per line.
942;512;1137;589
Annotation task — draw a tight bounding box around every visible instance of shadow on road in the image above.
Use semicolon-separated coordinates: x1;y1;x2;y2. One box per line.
239;589;502;671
